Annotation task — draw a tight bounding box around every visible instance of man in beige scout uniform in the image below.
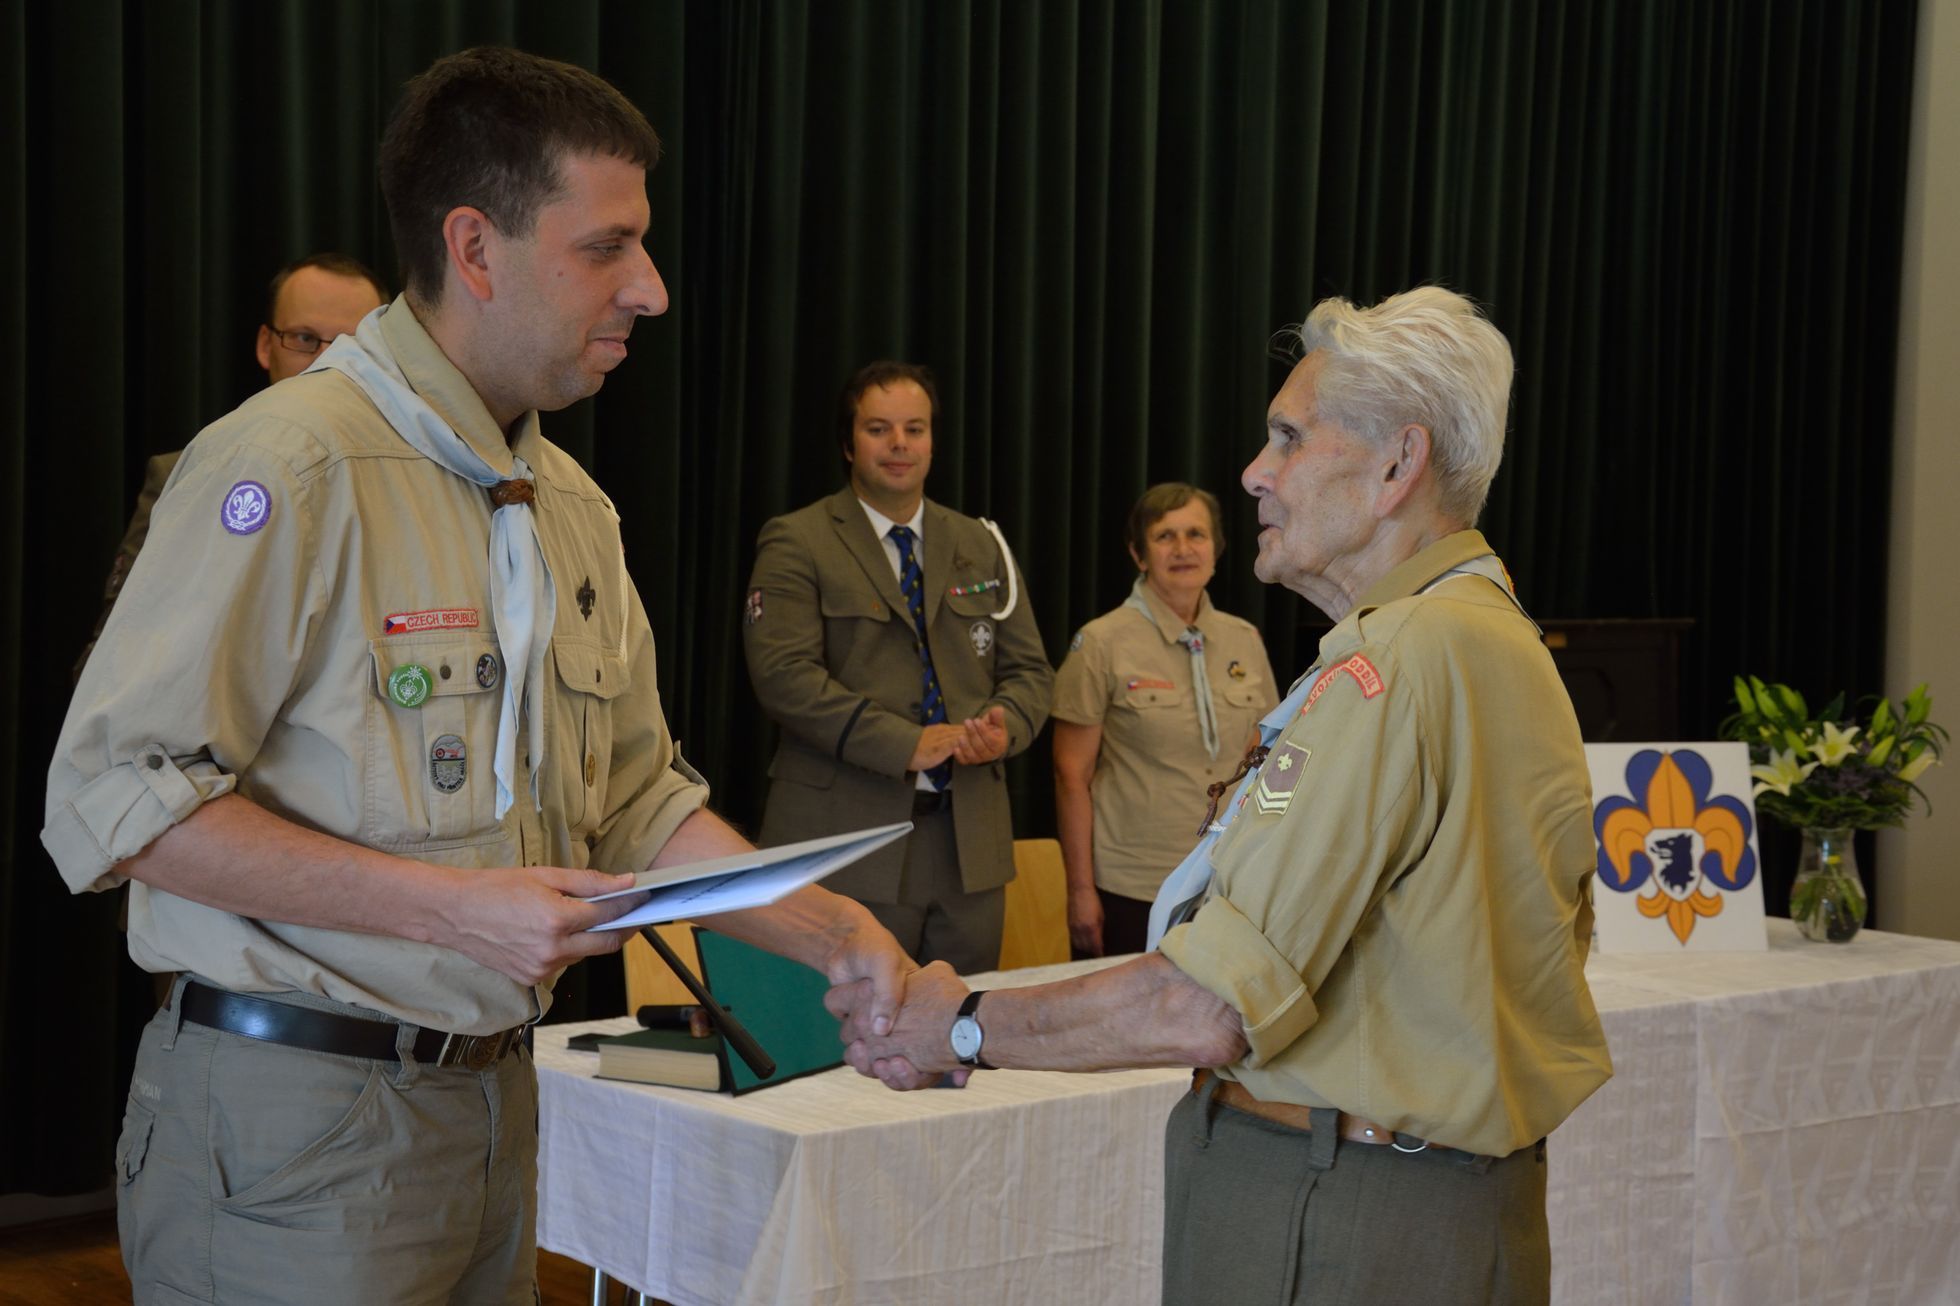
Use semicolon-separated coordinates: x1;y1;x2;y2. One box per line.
834;288;1612;1305
45;48;911;1305
744;361;1053;975
74;253;389;682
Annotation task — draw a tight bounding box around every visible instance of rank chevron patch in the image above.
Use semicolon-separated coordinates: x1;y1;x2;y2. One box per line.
1253;742;1313;815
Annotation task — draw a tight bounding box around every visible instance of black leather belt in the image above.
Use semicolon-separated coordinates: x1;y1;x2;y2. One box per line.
180;981;524;1072
912;788;952;815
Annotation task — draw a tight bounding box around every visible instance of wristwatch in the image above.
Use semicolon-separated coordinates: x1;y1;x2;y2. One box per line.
948;990;993;1070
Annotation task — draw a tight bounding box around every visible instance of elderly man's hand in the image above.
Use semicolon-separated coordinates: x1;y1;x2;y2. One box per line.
827;961;973;1090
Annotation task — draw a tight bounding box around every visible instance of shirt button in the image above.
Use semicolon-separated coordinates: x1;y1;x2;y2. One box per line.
439;664;452;680
585;754;597;787
145;753;164;770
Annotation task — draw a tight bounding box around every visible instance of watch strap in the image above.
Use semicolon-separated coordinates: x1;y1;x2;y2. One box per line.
956;989;993;1070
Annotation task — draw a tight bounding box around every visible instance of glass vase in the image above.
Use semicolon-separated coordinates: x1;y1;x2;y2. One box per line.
1790;826;1867;943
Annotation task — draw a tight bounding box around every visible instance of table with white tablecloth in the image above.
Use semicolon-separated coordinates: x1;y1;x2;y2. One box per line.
535;922;1960;1305
1548;924;1960;1305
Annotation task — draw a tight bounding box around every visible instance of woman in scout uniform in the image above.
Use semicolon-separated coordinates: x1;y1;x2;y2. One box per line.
1050;483;1277;956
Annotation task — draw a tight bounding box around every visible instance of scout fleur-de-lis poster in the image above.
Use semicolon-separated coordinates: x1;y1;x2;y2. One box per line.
1585;743;1768;952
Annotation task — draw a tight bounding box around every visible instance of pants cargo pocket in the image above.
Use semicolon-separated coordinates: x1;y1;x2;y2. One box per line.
117;1093;214;1304
116;1099;156;1185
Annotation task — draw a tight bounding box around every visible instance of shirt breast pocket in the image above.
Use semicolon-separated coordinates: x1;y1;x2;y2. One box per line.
364;634;504;846
551;638;631;834
819;588;894;676
1218;683;1267;745
1118;681;1192;752
941;589;1001;669
1121;683;1187;711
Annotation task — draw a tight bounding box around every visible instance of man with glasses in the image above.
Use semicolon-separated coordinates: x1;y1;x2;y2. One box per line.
254;252;390;383
74;253;387;680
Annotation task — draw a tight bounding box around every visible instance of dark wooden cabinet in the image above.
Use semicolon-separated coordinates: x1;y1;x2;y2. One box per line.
1539;619;1694;742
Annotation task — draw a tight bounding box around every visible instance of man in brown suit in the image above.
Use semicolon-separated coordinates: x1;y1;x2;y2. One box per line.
743;362;1053;973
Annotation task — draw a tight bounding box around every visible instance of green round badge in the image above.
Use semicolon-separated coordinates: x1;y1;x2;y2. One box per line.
388;663;433;708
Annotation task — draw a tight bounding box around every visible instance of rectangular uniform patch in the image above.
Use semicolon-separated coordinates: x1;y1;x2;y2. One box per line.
1302;653;1384;713
1127;677;1177;691
383;608;480;635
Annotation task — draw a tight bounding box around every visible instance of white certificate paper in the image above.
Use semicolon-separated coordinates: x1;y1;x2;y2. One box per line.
580;823;913;930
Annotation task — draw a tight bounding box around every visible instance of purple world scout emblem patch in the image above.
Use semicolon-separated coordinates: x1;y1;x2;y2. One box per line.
221;480;271;535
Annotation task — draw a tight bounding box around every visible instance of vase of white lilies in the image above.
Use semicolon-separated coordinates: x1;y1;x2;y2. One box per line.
1721;677;1946;943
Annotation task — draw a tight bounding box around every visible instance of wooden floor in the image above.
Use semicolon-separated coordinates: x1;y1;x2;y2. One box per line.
0;1211;664;1305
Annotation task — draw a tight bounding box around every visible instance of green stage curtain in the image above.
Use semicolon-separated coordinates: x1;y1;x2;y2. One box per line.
0;0;1918;1196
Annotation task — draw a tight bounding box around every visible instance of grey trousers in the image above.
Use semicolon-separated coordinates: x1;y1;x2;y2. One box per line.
858;804;1005;975
1162;1077;1550;1305
115;977;539;1305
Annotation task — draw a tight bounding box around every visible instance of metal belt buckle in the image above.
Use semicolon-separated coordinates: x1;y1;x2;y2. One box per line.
1390;1133;1430;1154
436;1030;509;1071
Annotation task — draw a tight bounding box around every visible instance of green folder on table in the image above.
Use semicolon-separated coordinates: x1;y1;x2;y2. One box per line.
596;927;842;1095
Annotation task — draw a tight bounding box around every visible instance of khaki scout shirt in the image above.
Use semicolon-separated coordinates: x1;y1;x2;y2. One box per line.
44;299;707;1034
1051;586;1276;901
1159;532;1611;1156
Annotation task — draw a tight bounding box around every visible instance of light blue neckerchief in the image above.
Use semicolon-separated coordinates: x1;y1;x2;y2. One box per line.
1123;578;1222;761
1145;665;1318;949
1144;553;1524;949
309;305;557;819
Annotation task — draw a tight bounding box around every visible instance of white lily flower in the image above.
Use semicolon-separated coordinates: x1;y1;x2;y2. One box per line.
1899;751;1939;785
1750;747;1819;798
1814;721;1861;766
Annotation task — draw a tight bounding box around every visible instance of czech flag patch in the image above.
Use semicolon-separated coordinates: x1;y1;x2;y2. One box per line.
383;608;480;635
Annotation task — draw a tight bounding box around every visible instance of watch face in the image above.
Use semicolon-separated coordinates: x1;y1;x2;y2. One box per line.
949;1016;983;1061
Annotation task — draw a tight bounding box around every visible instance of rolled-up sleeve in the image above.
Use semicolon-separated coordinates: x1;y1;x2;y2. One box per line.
1159;640;1428;1069
44;432;323;893
44;749;237;893
1158;894;1320;1067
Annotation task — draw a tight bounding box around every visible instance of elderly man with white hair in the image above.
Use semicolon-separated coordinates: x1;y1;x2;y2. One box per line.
832;286;1613;1304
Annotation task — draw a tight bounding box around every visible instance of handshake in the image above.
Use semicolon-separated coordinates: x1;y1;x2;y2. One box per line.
824;959;983;1091
802;892;1245;1091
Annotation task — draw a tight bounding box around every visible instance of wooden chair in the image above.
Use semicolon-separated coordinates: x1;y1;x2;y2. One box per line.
622;922;703;1009
1000;838;1070;969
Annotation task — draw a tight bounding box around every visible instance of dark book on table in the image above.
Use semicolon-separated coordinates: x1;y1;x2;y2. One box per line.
596;1026;726;1090
593;927;843;1095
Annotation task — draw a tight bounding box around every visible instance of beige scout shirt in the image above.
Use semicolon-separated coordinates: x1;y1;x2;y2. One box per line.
1159;532;1612;1156
44;299;707;1034
1051;586;1276;901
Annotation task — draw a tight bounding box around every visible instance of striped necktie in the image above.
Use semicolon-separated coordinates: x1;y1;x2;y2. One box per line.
888;524;952;791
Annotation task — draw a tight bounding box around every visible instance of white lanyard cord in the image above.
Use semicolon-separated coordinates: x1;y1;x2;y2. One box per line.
979;517;1020;620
